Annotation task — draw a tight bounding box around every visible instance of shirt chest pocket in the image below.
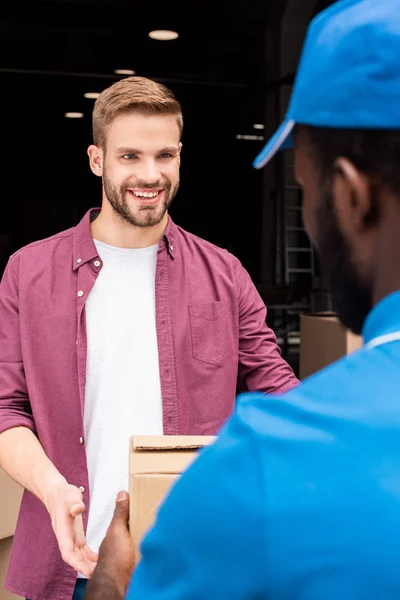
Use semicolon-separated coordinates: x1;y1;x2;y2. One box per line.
188;301;233;367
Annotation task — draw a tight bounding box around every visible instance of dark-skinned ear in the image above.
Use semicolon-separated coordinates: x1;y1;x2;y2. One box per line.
332;157;378;234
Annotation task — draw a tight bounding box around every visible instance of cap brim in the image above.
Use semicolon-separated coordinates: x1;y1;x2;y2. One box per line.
253;119;295;169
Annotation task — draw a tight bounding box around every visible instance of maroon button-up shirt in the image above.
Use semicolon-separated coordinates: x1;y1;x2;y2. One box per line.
0;209;297;600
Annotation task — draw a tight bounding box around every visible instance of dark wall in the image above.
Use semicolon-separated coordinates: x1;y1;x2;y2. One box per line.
0;73;265;282
312;0;339;17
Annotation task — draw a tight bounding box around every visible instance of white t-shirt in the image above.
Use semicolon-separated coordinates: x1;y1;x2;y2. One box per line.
83;240;163;558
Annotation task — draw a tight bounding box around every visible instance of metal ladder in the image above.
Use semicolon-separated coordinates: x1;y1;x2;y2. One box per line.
282;149;315;285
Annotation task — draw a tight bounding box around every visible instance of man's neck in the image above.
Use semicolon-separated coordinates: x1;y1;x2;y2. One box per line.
373;268;400;309
372;203;400;308
91;203;168;249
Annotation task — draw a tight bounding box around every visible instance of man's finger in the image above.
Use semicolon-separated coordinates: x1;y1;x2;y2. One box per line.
78;562;96;579
85;547;99;563
73;561;93;579
70;501;85;517
59;548;96;578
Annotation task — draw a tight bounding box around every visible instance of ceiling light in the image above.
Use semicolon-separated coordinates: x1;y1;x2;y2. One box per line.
253;124;265;130
114;69;136;76
84;92;101;99
236;134;264;141
148;30;179;41
65;112;84;119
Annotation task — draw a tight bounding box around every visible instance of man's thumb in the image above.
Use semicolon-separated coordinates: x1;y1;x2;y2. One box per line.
117;491;128;503
113;491;130;522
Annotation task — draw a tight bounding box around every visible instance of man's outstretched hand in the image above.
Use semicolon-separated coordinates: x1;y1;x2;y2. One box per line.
46;482;98;578
84;491;135;600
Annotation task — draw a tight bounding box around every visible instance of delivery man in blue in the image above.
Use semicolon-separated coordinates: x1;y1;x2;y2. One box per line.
84;0;400;598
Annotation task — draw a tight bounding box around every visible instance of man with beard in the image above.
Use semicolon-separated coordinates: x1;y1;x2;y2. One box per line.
83;1;400;598
0;77;297;600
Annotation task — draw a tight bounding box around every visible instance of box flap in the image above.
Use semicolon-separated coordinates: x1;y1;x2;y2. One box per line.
131;435;215;451
130;436;215;476
301;312;337;321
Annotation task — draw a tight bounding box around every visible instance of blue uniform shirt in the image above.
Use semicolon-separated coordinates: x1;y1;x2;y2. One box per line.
127;292;400;599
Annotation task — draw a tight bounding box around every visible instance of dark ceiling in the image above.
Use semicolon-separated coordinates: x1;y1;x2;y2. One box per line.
0;0;330;281
0;0;269;88
0;0;274;277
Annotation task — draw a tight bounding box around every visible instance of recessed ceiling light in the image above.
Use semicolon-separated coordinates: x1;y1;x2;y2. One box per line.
148;30;179;41
84;92;101;99
65;112;84;119
253;124;265;130
114;69;136;75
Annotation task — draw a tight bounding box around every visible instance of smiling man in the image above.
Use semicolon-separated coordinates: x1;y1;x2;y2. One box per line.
0;76;297;600
84;1;400;598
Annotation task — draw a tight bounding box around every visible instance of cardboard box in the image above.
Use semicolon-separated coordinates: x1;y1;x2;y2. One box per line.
0;470;23;599
0;470;22;541
129;436;215;559
300;313;363;380
0;538;22;599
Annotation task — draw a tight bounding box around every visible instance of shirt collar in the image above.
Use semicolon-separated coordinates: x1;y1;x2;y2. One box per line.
362;291;400;345
72;208;100;271
163;216;178;259
72;208;178;271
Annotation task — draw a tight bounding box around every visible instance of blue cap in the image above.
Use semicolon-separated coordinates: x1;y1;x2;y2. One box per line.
253;0;400;169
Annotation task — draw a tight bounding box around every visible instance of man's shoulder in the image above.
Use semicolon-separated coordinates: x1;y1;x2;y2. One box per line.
174;223;241;267
175;224;229;255
9;226;75;265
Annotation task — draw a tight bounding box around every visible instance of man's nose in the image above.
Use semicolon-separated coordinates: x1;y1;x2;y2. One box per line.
138;159;160;183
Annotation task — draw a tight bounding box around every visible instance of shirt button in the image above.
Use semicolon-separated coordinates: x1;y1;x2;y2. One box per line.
77;290;84;298
79;486;85;494
170;245;174;252
93;260;101;267
79;437;84;444
76;258;82;264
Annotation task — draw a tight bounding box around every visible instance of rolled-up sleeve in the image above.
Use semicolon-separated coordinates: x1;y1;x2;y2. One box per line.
0;255;36;435
232;256;299;394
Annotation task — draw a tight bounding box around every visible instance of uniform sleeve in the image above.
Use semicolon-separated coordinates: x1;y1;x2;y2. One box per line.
126;404;268;600
232;255;299;394
0;255;36;435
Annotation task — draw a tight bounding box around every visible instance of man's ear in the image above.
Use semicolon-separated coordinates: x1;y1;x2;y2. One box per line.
332;157;376;235
88;145;104;177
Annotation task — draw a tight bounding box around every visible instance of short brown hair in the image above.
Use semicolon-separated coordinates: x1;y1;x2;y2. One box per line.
93;76;183;148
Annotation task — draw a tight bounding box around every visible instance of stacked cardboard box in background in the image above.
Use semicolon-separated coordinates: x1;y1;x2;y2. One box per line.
300;313;363;380
0;470;23;599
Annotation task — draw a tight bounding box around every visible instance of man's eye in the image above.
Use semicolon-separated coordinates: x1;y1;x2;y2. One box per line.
122;154;136;160
159;153;173;159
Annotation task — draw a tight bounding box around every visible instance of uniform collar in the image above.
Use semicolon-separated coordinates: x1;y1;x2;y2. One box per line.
362;291;400;345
